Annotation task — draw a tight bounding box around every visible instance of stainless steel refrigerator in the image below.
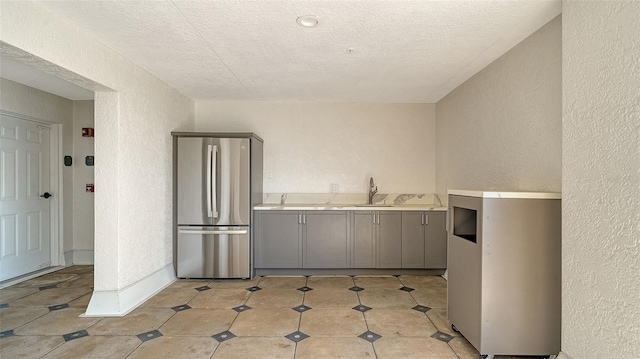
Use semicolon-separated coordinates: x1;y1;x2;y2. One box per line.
172;132;263;279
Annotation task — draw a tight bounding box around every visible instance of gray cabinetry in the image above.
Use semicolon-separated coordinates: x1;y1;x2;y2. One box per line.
304;211;349;268
401;211;447;269
376;212;402;268
254;211;301;268
353;212;375;268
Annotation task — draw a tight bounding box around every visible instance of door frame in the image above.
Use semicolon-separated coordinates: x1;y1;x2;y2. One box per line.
0;110;64;269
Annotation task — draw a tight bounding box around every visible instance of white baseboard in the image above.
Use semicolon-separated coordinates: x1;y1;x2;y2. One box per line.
63;250;95;265
83;263;175;317
64;251;74;266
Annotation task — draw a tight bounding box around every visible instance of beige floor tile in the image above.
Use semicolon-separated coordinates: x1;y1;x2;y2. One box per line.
209;277;260;289
41;335;140;359
188;288;250;309
365;309;438;337
358;289;417;309
167;280;211;290
295;337;375;359
448;337;480;359
0;335;65;358
399;275;447;290
55;265;94;275
0;287;39;304
55;274;94;288
299;309;367;336
160;308;236;336
141;289;198;309
88;308;174;336
306;276;354;290
9;287;92;307
354;276;403;289
425;308;459;337
245;289;303;308
14;273;79;287
212;337;294;359
258;276;306;289
303;289;359;308
0;306;49;331
129;336;218;359
411;288;447;308
374;336;459;359
229;308;299;336
14;307;102;335
69;293;92;307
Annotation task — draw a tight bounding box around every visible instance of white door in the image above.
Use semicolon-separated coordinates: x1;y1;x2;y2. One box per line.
0;115;52;281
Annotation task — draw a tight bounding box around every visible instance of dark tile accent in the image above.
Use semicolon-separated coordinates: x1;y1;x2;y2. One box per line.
49;303;70;311
352;305;372;313
285;330;309;343
171;304;191;312
412;305;432;313
195;286;211;292
212;330;236;343
431;331;454;343
0;303;8;309
39;285;57;291
349;275;356;277
232;305;252;313
297;286;313;292
137;330;163;342
399;286;415;292
358;330;382;343
246;286;262;292
392;274;401;277
348;286;364;292
0;329;14;338
292;305;312;313
63;330;89;342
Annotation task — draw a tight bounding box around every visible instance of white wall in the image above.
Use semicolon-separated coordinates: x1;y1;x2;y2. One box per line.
0;78;75;256
436;17;562;196
196;101;436;194
561;1;640;358
71;100;94;263
1;1;194;315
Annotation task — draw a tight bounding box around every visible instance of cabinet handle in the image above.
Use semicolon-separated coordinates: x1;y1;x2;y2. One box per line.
421;214;424;225
303;214;306;224
376;213;379;224
298;214;302;224
424;214;429;225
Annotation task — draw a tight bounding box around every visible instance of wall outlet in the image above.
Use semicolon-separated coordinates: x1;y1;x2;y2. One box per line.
330;183;339;193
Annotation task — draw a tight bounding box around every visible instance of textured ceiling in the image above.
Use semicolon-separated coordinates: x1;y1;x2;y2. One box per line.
38;1;560;103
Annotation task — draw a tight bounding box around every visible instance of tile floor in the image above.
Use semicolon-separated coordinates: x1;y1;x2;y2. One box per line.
1;266;536;358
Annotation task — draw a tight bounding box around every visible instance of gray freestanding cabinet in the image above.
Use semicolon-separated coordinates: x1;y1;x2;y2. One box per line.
447;190;561;359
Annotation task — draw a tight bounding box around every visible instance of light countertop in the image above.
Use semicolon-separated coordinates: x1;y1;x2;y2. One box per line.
447;189;561;199
254;204;447;211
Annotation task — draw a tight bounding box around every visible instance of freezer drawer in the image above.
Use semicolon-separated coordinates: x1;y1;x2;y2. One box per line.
177;226;250;279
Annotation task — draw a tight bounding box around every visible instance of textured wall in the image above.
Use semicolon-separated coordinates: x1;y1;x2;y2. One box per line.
1;2;194;291
0;78;75;255
436;17;562;197
562;1;640;358
196;101;436;194
72;101;94;253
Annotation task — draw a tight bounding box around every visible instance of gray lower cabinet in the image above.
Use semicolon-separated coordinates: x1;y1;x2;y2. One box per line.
401;211;447;269
255;211;349;268
254;211;302;268
304;211;349;268
352;211;402;268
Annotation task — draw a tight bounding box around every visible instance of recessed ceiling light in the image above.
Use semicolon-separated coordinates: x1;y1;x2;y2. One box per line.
296;15;318;28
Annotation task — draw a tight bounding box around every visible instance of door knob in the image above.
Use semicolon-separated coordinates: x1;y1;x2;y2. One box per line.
40;192;52;199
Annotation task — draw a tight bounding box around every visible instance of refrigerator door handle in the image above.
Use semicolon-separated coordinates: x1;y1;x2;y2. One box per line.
206;145;213;218
178;229;249;235
211;145;219;218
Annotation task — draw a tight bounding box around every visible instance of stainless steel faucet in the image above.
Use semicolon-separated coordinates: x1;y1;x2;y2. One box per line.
368;177;378;205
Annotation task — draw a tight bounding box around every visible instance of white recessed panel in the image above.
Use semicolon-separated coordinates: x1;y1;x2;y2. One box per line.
0;124;18;140
1;150;18;201
26;212;41;252
0;214;17;258
26;129;41;143
26;151;41;199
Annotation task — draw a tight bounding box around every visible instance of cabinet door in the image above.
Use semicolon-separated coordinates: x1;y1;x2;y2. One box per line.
353;212;375;268
303;211;349;268
425;212;447;268
377;212;402;268
401;212;425;268
255;211;301;268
